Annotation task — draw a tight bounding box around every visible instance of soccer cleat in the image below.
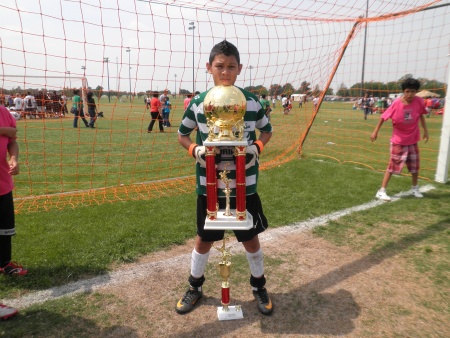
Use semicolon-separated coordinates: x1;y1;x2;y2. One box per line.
0;261;28;276
411;187;423;198
253;287;274;315
0;304;18;320
175;287;202;314
376;189;391;202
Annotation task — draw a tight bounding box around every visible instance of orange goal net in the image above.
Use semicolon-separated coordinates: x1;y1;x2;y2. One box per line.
0;0;448;213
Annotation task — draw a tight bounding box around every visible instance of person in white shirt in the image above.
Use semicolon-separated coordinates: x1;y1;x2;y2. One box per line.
12;94;23;112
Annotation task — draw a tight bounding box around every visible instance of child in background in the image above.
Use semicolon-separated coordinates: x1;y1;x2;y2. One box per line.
371;78;429;201
0;107;28;320
162;96;172;127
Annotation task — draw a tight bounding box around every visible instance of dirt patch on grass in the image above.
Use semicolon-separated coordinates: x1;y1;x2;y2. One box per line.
94;230;448;337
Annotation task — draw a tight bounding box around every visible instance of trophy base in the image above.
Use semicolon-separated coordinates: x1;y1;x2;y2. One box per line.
204;210;253;230
217;306;244;321
203;140;248;147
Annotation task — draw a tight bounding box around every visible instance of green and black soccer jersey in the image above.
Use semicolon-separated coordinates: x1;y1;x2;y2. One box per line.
178;86;272;197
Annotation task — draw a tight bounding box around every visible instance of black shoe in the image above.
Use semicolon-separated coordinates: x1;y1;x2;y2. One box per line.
175;287;202;314
253;287;273;315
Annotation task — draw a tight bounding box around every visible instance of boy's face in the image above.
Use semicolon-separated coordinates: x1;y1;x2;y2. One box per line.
206;54;242;87
402;88;417;103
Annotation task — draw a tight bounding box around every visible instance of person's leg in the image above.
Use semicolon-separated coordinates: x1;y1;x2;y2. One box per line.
148;112;157;132
158;116;164;131
0;192;27;276
73;109;79;128
381;170;392;189
80;111;89;127
176;196;223;314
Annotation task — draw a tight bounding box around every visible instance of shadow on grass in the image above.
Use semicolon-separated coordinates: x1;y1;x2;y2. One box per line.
0;309;138;338
167;219;449;337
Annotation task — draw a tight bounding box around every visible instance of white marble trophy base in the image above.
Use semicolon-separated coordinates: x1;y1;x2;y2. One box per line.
204;210;253;230
217;305;244;321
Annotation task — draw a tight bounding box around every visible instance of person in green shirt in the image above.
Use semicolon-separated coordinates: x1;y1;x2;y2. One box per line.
71;89;89;128
176;40;274;316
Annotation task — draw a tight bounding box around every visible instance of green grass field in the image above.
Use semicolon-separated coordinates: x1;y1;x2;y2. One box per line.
13;97;445;200
1;97;448;335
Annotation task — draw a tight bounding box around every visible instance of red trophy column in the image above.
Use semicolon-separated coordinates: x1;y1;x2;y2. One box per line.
235;145;246;220
206;146;218;220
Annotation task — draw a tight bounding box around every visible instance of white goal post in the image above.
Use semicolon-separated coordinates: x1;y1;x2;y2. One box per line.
435;57;450;183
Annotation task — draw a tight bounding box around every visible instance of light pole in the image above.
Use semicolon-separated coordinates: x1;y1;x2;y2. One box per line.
81;66;86;77
361;0;369;97
249;65;253;90
126;48;131;103
174;74;177;98
188;22;195;93
103;57;111;102
66;71;71;89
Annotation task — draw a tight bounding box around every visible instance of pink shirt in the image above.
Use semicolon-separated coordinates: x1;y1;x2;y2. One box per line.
0;106;16;195
184;97;191;110
381;96;426;146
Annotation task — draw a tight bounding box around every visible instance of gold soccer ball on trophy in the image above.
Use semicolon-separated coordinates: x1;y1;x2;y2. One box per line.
203;85;246;141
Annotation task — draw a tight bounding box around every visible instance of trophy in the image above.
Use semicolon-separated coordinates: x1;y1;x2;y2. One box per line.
214;238;243;320
203;85;253;231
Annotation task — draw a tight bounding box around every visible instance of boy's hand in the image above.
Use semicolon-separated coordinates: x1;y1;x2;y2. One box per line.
192;145;207;167
423;130;429;143
0;127;17;139
370;132;378;142
8;159;19;175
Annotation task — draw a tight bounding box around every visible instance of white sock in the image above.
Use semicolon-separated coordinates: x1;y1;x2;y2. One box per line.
190;249;210;279
379;187;386;192
246;248;264;279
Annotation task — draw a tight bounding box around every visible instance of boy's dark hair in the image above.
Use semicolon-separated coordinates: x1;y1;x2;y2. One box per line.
152;91;159;97
187;94;192;98
209;40;240;65
401;78;421;91
87;91;93;99
261;94;266;99
73;89;80;95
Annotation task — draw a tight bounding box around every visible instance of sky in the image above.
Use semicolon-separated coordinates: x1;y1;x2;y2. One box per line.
0;0;449;95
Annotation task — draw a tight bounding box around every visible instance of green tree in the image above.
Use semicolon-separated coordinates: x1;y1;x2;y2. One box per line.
298;81;311;95
337;83;350;97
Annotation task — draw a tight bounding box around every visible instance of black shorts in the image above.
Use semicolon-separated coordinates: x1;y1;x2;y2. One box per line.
196;193;268;243
0;191;16;236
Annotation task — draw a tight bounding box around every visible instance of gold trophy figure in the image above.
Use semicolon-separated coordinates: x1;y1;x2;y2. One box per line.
214;238;243;320
219;164;232;217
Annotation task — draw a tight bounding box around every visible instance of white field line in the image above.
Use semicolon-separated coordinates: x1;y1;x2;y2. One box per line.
2;184;435;309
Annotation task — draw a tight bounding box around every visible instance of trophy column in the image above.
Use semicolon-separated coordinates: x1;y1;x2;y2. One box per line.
235;145;246;220
205;146;218;220
203;140;253;230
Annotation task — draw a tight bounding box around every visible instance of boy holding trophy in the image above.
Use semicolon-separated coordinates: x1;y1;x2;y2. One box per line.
176;40;274;316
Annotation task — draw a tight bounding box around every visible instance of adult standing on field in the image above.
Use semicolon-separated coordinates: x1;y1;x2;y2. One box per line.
361;93;371;120
371;78;429;202
86;91;98;128
71;89;89;128
147;91;163;133
159;89;168;105
184;94;193;110
12;94;23;112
